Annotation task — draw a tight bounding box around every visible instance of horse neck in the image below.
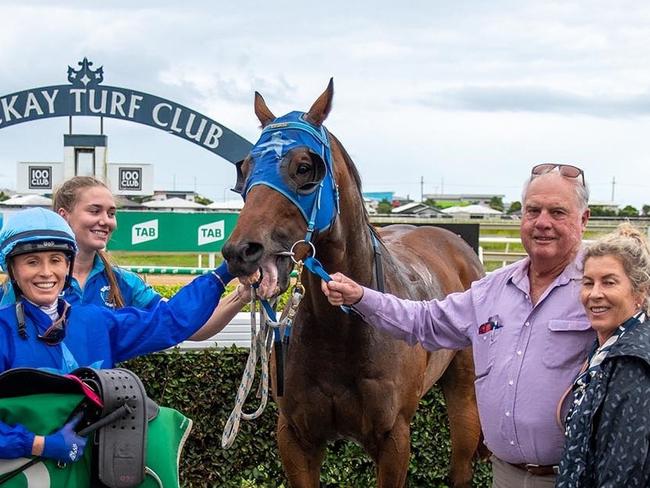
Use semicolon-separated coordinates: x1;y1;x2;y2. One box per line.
311;190;376;289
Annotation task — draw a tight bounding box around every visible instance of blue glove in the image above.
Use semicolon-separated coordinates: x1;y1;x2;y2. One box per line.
42;413;87;463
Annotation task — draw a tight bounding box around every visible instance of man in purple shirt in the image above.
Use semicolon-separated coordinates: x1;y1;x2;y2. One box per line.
322;164;595;487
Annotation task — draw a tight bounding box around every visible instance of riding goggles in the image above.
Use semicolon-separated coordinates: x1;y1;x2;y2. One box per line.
37;301;71;345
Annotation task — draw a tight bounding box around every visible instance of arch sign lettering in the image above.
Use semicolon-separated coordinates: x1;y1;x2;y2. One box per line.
0;58;252;163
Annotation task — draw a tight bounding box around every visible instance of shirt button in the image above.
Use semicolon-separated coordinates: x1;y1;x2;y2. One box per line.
524;321;530;326
508;380;514;386
517;350;522;356
505;411;511;417
510;440;515;445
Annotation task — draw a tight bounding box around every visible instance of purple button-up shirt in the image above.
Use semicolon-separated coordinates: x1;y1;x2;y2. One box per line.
354;252;595;466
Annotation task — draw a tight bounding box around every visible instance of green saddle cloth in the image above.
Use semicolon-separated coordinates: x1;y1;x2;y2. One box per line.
0;393;192;487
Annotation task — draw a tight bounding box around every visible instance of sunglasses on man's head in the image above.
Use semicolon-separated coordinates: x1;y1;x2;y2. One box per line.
531;163;585;186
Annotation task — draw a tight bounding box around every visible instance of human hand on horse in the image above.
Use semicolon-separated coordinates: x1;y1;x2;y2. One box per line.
236;269;276;302
321;272;364;306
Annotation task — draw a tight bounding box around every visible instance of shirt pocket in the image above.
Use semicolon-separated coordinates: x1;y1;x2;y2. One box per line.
543;319;593;369
473;328;501;379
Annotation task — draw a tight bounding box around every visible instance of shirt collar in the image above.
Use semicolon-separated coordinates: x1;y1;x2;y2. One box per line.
22;298;68;330
69;253;105;291
507;247;585;295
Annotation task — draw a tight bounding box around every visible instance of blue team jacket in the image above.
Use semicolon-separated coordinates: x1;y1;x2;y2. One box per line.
0;262;233;459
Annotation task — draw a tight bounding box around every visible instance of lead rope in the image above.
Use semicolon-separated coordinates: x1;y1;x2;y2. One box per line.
221;265;305;448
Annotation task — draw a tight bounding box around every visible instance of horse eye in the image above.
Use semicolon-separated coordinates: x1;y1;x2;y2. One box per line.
296;163;311;175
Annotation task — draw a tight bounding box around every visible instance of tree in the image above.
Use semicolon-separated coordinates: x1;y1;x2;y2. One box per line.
642;204;650;217
377;199;393;214
507;201;521;214
489;196;504;212
618;205;639;217
589;206;617;217
0;192;9;202
195;195;213;206
424;198;438;208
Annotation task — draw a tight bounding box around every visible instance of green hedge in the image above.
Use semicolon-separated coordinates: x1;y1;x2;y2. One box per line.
124;348;491;487
121;286;492;486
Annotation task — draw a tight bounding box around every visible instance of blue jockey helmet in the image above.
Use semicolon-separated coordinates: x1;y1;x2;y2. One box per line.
0;208;78;287
235;111;340;236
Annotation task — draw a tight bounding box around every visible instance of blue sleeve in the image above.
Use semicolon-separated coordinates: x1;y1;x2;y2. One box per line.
115;267;161;309
0;316;36;459
0;421;34;459
104;262;232;363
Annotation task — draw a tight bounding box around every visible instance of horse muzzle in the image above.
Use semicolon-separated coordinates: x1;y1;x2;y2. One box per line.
221;240;264;276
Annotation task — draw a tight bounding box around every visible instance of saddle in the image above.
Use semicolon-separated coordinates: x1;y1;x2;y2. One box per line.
0;367;157;488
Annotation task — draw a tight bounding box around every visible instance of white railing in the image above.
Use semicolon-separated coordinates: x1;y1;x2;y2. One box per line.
177;312;252;350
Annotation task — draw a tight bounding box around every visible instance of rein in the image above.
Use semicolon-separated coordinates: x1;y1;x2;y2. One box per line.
221;265;305;449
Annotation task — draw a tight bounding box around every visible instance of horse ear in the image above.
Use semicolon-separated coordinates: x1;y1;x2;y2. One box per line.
305;78;334;126
254;91;276;127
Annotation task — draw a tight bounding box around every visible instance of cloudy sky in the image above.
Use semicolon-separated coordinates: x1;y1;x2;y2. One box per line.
1;0;650;208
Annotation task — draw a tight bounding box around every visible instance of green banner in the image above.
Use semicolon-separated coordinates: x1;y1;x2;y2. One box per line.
108;211;238;252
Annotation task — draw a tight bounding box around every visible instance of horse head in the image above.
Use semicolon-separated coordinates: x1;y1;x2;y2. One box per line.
223;79;353;295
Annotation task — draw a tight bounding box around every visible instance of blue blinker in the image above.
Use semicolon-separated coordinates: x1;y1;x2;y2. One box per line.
240;112;339;235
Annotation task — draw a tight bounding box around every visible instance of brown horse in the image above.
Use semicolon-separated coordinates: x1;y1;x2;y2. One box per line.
222;80;484;487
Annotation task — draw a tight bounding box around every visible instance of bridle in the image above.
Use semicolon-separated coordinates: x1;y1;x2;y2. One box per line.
233;111;340;244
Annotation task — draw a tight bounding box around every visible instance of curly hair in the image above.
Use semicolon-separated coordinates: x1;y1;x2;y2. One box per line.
584;222;650;312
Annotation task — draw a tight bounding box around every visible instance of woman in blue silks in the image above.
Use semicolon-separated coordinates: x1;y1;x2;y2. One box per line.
0;207;254;464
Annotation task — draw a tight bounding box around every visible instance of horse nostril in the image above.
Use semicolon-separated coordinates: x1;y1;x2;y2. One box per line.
241;241;264;264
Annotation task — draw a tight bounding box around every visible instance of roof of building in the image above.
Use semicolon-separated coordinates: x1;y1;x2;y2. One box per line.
392;202;446;215
207;199;245;211
142;197;207;209
0;194;53;207
442;204;502;215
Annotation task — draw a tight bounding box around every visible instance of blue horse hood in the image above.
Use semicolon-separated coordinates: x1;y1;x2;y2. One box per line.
242;111;339;234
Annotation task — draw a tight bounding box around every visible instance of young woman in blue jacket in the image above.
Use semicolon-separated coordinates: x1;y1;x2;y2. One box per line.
0;176;266;339
0;208;253;464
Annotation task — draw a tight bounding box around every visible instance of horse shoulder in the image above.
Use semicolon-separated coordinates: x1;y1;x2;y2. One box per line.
378;224;483;299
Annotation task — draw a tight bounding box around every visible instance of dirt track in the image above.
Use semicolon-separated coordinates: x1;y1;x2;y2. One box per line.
141;274;199;286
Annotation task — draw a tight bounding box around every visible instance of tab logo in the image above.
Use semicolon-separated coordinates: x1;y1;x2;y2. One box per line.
132;219;158;245
198;220;225;246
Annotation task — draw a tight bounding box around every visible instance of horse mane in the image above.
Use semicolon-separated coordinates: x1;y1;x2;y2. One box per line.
328;132;371;229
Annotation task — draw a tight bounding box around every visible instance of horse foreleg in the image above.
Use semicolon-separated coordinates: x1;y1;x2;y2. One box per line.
277;413;325;488
374;417;411;488
439;348;481;488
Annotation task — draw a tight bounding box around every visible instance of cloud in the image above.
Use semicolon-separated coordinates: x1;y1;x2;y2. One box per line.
411;85;650;117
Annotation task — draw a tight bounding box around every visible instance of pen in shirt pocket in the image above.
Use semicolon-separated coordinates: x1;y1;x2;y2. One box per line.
478;314;502;334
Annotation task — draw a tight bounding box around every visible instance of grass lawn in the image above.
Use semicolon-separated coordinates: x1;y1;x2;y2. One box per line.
109;252;223;268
